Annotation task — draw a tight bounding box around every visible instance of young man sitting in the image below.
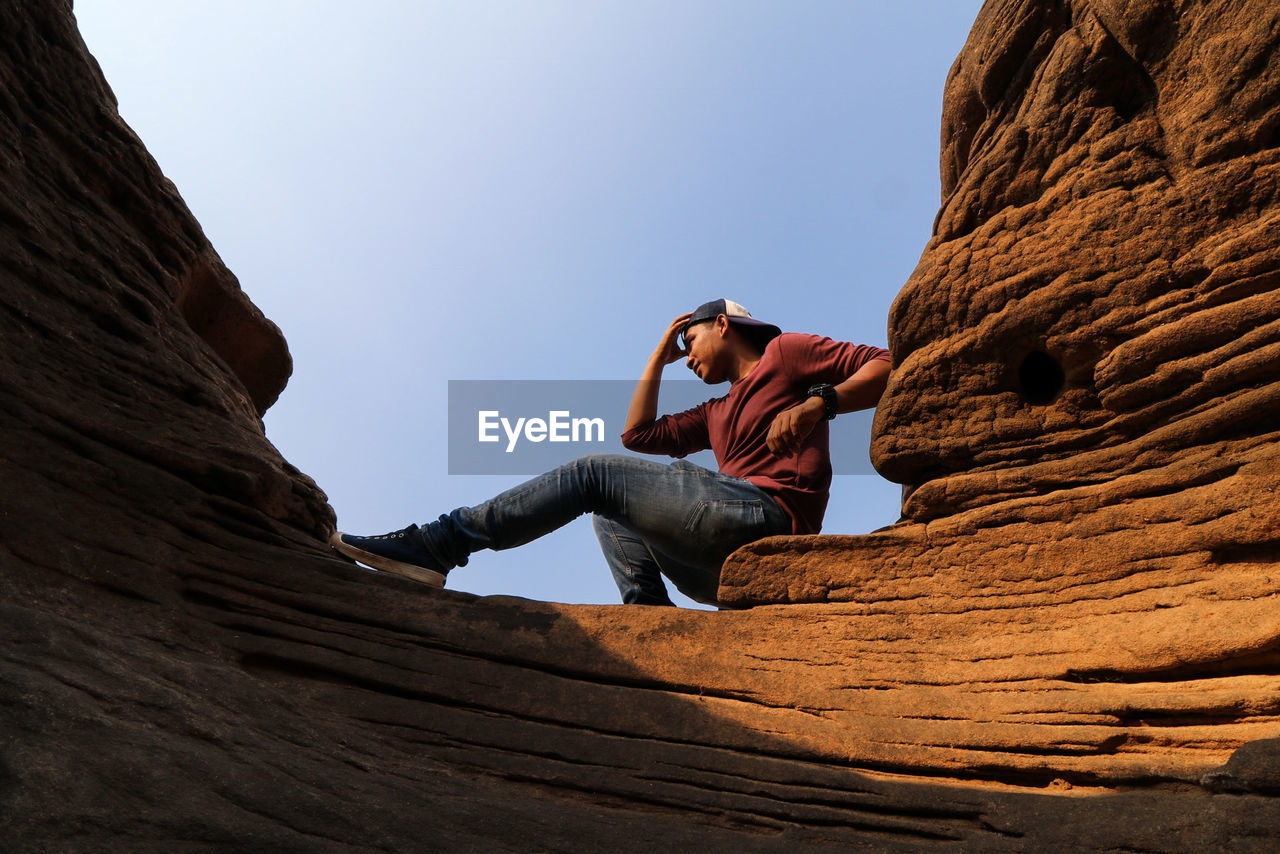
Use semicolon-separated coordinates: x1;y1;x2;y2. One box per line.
331;299;891;607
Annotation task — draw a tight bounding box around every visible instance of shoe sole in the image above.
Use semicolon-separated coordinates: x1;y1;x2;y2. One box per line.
329;531;447;588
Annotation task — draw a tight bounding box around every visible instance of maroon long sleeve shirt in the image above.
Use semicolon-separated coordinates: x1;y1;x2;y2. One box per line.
620;333;890;534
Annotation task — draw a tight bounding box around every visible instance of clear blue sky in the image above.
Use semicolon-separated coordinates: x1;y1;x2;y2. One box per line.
75;1;984;607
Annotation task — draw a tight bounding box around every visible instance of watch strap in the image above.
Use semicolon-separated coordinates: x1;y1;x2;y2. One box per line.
806;383;838;421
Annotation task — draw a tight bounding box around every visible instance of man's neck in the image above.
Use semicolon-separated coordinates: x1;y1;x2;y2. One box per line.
727;350;762;384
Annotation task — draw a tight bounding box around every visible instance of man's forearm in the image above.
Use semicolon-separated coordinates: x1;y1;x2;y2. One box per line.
834;357;891;412
627;311;693;434
624;355;667;433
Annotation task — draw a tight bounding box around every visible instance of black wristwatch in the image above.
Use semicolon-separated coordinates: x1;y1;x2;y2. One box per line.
806;383;838;421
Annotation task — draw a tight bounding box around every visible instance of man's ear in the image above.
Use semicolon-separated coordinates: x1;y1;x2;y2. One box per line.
715;314;731;337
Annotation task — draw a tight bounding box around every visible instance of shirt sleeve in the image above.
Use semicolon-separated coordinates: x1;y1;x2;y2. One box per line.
775;333;890;386
620;402;711;458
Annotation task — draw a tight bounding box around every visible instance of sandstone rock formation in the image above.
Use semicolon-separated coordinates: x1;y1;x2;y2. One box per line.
4;0;1280;850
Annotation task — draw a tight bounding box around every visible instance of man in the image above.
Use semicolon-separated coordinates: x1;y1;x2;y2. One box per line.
330;299;891;607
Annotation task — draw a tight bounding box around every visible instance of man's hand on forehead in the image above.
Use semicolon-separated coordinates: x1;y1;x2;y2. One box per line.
655;312;693;365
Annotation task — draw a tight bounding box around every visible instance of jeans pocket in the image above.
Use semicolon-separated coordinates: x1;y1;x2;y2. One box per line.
682;498;766;546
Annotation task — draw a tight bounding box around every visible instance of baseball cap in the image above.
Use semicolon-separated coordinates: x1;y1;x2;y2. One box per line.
681;299;782;350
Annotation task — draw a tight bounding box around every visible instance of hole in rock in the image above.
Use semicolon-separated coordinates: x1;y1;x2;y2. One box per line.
1017;351;1065;405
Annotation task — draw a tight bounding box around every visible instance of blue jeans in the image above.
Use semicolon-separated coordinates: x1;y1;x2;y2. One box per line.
420;454;792;606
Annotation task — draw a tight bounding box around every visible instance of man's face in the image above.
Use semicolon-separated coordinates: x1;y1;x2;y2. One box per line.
682;318;729;384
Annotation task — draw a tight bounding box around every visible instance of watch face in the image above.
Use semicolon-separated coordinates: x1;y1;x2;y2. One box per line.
807;384;837;419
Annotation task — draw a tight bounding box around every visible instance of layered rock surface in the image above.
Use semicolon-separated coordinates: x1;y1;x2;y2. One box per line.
4;0;1280;850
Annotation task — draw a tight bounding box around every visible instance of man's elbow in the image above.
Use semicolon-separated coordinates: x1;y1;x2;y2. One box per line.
620;427;645;452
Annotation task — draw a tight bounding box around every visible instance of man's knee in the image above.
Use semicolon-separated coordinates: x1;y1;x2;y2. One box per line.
564;452;637;470
560;453;663;486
